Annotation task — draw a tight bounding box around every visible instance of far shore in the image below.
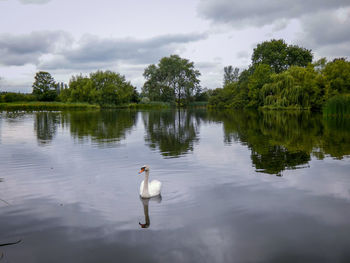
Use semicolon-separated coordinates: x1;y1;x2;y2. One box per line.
0;101;208;111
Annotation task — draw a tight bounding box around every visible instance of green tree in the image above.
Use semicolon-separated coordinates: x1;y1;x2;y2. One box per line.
247;64;273;107
90;70;134;105
209;68;251;109
142;55;201;105
32;71;57;101
252;39;313;73
323;58;350;98
60;70;135;106
223;66;239;86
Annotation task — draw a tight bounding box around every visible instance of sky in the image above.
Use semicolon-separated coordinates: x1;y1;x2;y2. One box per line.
0;0;349;93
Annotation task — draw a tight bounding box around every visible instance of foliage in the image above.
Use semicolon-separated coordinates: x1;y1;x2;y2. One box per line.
251;39;313;73
223;66;239;85
0;101;99;111
323;58;350;98
247;64;273;108
261;65;324;110
59;70;135;106
32;71;58;101
194;87;210;102
209;39;350;115
91;71;134;105
1;92;36;102
323;94;350;117
142;55;201;105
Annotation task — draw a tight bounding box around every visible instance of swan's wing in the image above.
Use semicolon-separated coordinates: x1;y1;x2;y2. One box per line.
149;180;162;196
139;180;144;195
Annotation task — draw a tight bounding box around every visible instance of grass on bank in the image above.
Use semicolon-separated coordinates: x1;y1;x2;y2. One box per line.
0;101;208;110
106;101;207;109
0;101;100;111
0;101;174;111
323;94;350;117
260;105;311;111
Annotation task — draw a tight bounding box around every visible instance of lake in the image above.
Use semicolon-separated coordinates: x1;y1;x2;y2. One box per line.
0;109;350;262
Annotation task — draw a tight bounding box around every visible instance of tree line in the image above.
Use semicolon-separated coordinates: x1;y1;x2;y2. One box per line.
209;39;350;111
1;39;349;111
14;54;206;106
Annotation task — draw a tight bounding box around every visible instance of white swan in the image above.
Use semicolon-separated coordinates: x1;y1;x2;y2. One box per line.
138;165;162;198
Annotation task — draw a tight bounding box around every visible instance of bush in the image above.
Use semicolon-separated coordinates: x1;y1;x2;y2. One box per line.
2;92;36;102
323;94;350;117
140;97;150;103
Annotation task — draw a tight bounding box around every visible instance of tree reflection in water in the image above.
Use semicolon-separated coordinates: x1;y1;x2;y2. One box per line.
34;110;137;147
32;109;350;175
142;109;203;158
208;110;350;176
34;112;60;145
66;110;137;146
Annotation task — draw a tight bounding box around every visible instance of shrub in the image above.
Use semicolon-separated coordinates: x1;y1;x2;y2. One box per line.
323;94;350;117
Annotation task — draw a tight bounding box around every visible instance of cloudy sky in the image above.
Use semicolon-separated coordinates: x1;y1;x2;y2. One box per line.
0;0;349;93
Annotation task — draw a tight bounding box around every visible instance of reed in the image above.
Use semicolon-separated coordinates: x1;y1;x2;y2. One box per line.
323;94;350;117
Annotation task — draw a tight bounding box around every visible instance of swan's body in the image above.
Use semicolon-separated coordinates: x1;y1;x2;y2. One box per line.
138;165;162;198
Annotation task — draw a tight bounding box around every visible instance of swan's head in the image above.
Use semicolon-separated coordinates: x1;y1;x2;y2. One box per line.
138;165;149;174
139;222;150;228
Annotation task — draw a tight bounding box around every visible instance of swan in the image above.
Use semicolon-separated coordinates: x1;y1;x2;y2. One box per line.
138;165;162;198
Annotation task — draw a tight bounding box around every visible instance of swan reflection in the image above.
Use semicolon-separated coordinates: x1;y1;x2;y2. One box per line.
139;195;162;229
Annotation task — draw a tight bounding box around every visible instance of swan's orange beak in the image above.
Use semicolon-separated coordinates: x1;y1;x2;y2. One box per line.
138;169;145;174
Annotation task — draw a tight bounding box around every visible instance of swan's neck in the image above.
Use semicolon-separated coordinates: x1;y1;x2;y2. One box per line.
143;201;150;227
142;170;150;197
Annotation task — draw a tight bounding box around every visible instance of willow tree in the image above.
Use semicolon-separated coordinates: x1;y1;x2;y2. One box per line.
261;65;323;109
142;55;201;104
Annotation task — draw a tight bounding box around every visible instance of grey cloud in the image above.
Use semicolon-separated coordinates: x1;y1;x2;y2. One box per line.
0;78;32;93
298;9;350;58
197;0;350;27
0;31;72;66
19;0;51;4
301;11;350;47
0;31;207;69
196;61;220;70
40;32;208;70
236;50;249;59
20;0;50;3
0;0;52;4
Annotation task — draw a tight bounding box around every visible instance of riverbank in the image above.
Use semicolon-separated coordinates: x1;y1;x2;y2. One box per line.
0;102;100;111
0;101;208;111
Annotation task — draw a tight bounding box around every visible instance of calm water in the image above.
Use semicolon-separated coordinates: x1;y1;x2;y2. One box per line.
0;109;350;262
